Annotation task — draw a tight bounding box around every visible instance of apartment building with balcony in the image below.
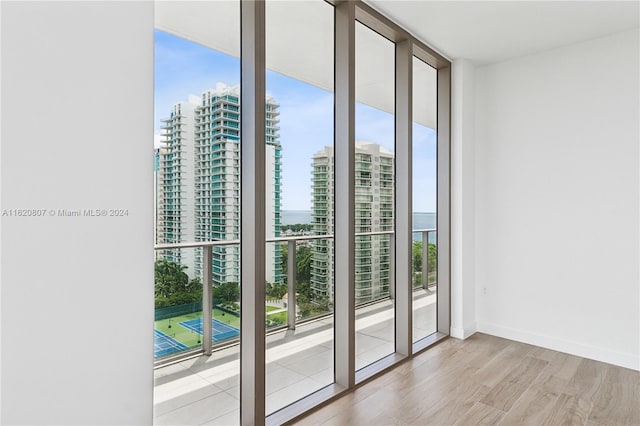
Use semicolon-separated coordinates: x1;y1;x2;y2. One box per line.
154;147;162;244
157;84;282;284
311;142;394;304
157;102;198;273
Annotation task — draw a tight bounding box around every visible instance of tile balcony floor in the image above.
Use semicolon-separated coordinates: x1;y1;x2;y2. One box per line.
154;287;437;426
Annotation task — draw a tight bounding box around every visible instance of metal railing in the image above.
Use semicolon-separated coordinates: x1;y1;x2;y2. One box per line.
154;228;436;364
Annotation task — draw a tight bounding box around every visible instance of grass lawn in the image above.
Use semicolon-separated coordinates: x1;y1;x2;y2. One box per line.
155;308;240;348
155;306;290;348
266;310;287;323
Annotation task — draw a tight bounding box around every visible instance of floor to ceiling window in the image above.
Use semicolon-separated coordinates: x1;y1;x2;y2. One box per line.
412;57;438;343
264;0;335;415
154;2;242;424
354;21;396;371
153;1;450;425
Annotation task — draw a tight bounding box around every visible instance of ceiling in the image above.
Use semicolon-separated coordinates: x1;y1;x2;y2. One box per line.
156;1;436;128
155;1;638;129
367;1;640;65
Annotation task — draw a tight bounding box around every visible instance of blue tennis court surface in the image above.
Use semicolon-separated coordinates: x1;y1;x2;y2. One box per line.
180;318;240;342
155;329;188;358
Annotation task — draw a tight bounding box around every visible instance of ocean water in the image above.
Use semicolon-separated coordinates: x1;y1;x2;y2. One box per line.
281;210;437;243
280;210;313;225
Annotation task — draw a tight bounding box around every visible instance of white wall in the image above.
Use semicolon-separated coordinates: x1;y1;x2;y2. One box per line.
1;2;154;424
451;59;477;339
474;29;640;370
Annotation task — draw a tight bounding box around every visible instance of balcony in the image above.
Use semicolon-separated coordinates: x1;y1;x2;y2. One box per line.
153;229;437;424
155;292;436;425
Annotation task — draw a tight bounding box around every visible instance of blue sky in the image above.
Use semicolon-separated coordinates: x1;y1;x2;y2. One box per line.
155;30;436;212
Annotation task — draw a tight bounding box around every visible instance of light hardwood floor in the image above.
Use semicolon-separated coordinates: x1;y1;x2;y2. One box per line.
293;333;640;426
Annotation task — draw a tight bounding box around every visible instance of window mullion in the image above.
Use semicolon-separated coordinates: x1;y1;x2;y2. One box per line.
395;38;413;356
334;0;356;389
240;0;267;424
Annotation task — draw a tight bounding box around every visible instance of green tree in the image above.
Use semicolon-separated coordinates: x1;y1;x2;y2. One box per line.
297;286;331;318
411;241;437;273
412;241;423;272
280;243;312;285
212;281;240;305
296;245;312;284
280;242;288;279
296;280;315;304
280;223;313;233
154;259;201;308
427;242;437;273
266;282;287;299
155;259;199;297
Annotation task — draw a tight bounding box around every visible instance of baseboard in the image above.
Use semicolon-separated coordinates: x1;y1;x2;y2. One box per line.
450;322;477;339
477;321;640;371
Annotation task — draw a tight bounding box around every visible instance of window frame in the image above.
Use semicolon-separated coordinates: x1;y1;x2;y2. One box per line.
154;1;451;424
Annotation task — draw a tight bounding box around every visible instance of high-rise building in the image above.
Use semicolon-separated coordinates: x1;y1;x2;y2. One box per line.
157;84;282;285
310;142;394;305
154;146;167;260
157;101;198;272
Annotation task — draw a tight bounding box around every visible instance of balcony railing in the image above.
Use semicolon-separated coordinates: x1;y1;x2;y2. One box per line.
154;228;436;366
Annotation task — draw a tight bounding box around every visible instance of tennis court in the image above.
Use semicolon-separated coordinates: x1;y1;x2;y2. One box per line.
154;329;188;358
180;318;240;342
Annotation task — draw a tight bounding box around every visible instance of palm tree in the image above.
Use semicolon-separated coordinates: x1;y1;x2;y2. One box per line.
154;259;189;298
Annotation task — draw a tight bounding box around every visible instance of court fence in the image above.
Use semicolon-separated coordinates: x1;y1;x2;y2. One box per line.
155;301;242;321
155;301;202;321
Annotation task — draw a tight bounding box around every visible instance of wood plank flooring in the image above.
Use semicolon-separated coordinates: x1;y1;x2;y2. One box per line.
293;333;640;426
